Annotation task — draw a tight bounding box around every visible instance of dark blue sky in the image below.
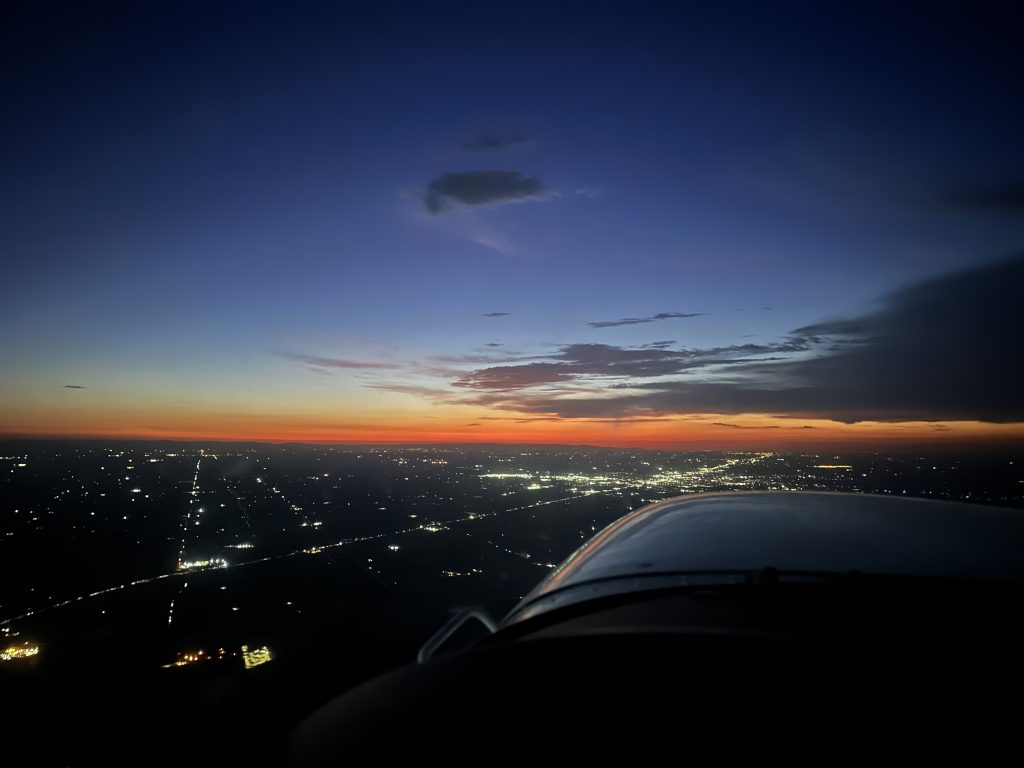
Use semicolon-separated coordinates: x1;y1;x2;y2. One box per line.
2;2;1022;443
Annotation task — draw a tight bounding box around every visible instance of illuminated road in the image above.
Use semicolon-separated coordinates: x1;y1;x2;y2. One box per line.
167;456;203;627
0;454;764;628
0;488;620;626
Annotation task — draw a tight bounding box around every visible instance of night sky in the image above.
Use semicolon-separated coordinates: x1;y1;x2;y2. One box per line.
2;2;1022;448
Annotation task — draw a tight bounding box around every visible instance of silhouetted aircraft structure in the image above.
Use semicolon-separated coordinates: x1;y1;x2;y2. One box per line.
290;492;1024;762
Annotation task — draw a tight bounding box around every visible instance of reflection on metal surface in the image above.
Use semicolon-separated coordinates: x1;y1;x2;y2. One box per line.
504;492;1024;626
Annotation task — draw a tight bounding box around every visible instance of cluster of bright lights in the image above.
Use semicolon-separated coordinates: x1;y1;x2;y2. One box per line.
177;557;227;570
241;645;273;670
162;649;218;667
162;644;273;670
442;568;482;577
1;642;40;662
478;454;778;494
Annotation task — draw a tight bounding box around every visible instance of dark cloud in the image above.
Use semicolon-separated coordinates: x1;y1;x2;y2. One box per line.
479;415;674;424
947;183;1024;214
279;352;401;370
451;257;1024;423
367;383;455;400
479;415;570;423
587;311;705;328
425;171;544;214
713;422;815;430
484;342;502;347
482;312;509;317
455;362;576;390
429;353;526;365
63;384;86;389
358;258;1023;424
452;340;807;391
463;131;527;151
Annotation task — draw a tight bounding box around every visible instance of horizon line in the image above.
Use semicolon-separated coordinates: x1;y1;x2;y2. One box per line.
1;432;1021;455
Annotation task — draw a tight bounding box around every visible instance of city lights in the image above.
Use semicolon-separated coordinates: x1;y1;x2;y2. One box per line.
161;644;273;670
1;642;40;662
241;645;273;669
178;557;228;570
2;443;1018;680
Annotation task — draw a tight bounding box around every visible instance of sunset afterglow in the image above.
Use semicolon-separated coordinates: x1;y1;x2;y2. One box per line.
2;4;1021;451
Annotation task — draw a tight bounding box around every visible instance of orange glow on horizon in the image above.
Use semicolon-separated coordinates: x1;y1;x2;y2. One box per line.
2;405;1022;451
